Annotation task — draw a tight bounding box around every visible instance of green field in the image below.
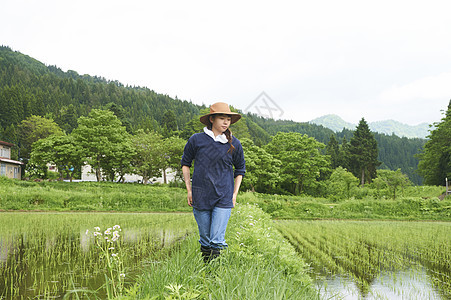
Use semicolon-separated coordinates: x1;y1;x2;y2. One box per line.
0;205;318;299
276;220;451;299
0;212;196;299
0;178;449;221
1;178;450;299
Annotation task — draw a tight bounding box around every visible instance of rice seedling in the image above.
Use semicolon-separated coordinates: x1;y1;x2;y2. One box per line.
0;212;196;299
276;220;451;299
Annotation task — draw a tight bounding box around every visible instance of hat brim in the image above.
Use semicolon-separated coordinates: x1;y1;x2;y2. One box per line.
200;112;241;125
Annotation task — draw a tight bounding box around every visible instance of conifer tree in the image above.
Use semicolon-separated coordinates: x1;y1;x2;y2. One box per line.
326;134;340;169
417;100;451;185
348;118;381;187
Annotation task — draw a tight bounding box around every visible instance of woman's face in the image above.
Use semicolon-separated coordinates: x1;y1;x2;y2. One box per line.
210;114;232;133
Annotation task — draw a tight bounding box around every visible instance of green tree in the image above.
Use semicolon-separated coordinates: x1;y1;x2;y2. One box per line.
265;132;330;195
327;166;359;201
417;100;451;185
348;118;381;187
241;138;281;193
162;110;178;136
180;114;205;140
373;169;412;200
18;115;63;163
72;109;134;182
162;136;186;184
338;136;350;170
29;134;82;181
326;134;340;169
131;130;165;184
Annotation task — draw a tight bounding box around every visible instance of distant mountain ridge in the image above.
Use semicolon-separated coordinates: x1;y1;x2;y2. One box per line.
310;114;430;139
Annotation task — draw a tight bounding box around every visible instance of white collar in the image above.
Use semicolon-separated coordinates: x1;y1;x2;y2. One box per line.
203;127;229;144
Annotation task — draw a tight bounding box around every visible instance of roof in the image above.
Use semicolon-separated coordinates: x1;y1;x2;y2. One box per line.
0;141;15;147
0;157;24;165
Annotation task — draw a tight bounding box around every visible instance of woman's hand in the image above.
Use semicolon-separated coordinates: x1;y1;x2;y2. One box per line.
232;175;243;208
187;190;193;207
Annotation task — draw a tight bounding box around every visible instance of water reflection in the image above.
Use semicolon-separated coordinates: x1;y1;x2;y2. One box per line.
317;268;443;300
0;212;196;299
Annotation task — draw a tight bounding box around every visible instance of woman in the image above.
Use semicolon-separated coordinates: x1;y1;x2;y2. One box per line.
181;102;245;262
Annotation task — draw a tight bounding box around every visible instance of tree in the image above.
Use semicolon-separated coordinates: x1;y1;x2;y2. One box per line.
338;136;350;170
348;118;381;187
417;100;451;185
161;136;186;184
180;113;205;140
327;166;359;201
265;132;330;195
373;169;411;200
241;138;281;193
131;130;165;184
18;115;63;163
326;134;340;169
72;109;134;182
162;110;178;136
29;134;82;181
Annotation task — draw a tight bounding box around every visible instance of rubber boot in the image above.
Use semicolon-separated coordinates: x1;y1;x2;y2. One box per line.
200;245;213;263
211;248;221;260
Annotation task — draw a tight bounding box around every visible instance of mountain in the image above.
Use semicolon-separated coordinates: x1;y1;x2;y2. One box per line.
310;114;430;139
0;46;425;184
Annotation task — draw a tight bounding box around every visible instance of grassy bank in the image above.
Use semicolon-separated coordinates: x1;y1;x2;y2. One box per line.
1;177;450;220
126;204;319;299
239;189;451;221
0;177;190;212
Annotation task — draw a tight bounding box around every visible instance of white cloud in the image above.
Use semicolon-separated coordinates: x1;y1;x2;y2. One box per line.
379;73;451;103
1;0;451;126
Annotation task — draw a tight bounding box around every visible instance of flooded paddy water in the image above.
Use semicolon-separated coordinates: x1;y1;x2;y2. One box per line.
276;220;451;300
0;212;196;299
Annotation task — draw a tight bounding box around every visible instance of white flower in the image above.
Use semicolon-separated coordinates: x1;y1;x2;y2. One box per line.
108;247;115;250
120;273;125;278
85;229;89;235
94;232;102;236
249;222;254;226
112;253;118;257
104;228;112;235
94;227;101;231
113;225;121;230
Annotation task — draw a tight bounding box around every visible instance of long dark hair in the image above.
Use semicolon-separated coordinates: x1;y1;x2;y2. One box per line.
207;114;235;153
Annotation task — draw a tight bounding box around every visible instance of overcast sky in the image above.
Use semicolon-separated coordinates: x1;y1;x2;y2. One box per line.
2;0;451;125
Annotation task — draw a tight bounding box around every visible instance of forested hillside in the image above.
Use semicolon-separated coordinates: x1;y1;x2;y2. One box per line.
0;46;426;184
0;46;202;136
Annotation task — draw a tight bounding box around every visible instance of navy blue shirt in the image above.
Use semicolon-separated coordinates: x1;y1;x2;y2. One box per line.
181;132;246;210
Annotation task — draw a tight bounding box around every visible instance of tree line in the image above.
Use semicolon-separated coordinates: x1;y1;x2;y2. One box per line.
0;45;443;187
17;107;418;202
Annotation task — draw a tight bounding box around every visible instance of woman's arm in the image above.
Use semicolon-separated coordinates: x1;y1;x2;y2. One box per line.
232;175;243;208
182;165;193;207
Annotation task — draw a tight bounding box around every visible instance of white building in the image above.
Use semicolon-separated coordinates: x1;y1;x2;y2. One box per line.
81;165;177;184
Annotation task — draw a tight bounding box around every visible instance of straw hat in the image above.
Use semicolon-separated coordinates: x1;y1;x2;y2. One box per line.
199;102;242;125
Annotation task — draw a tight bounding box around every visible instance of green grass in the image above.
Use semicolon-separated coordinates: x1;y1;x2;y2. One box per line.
0;177;189;212
128;204;319;299
0;212;196;299
1;177;449;221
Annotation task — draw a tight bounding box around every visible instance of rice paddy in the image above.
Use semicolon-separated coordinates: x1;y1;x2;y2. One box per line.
0;212;196;299
276;220;451;299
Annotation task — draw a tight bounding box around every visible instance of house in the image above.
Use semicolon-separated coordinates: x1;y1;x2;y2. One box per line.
0;141;24;180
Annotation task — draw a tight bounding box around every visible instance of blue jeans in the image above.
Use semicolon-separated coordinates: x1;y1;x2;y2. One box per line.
193;207;232;249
